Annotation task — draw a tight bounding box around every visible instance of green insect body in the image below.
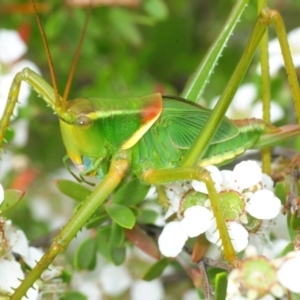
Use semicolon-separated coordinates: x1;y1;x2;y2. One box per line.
60;92;275;179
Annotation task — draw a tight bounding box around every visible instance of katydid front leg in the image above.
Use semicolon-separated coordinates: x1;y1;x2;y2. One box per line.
0;68;58;149
10;154;129;300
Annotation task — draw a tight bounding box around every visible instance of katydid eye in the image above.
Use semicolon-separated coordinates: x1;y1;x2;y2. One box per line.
75;114;92;129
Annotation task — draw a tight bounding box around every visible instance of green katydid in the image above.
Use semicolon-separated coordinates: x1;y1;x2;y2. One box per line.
1;0;300;299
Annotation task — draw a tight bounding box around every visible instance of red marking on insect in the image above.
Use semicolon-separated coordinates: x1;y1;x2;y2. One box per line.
141;94;163;124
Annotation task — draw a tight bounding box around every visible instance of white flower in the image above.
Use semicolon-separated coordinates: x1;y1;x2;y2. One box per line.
277;251;300;293
158;161;281;257
2;219;29;258
0;259;39;300
0;259;24;294
226;253;284;300
192;161;281;253
205;219;249;253
0;218;62;299
158;206;213;257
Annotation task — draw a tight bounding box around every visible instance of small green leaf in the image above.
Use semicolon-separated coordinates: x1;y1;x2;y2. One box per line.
59;270;72;284
274;181;286;205
60;291;87;300
55;179;91;202
143;258;170;281
105;203;136;229
86;214;109;229
110;246;126;265
137;209;159;224
214;272;228;300
96;226;111;261
74;238;97;270
291;212;300;230
110;222;125;247
0;189;24;212
143;0;169;21
113;178;150;206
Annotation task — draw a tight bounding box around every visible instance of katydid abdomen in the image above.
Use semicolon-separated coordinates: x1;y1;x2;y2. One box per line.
59;93;275;178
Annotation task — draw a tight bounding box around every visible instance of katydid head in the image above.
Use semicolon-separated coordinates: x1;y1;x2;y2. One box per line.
59;98;107;173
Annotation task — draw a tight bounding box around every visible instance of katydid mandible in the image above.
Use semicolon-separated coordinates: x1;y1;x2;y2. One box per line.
1;0;300;299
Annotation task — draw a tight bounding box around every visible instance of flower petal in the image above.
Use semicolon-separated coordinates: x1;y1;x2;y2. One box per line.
180;206;213;237
220;170;236;190
5;221;29;258
23;247;44;269
233;161;262;191
227;222;249;253
0;259;24;294
261;174;274;191
277;251;300;293
246;190;281;219
205;220;222;247
158;221;188;257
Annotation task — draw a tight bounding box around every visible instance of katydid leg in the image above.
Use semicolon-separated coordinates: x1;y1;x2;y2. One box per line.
258;0;271;173
181;8;300;168
142;167;238;266
0;68;59;148
10;155;129;300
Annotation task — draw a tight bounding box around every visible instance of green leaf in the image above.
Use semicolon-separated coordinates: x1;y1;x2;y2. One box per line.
110;247;126;265
113;178;150;206
110;222;125;247
214;272;228;300
86;214;109;229
143;0;169;21
0;189;24;212
55;179;91;202
74;238;97;270
137;209;159;224
105;203;136;229
291;212;300;230
59;270;72;284
274;181;287;205
96;226;111;261
143;258;170;281
60;291;87;300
